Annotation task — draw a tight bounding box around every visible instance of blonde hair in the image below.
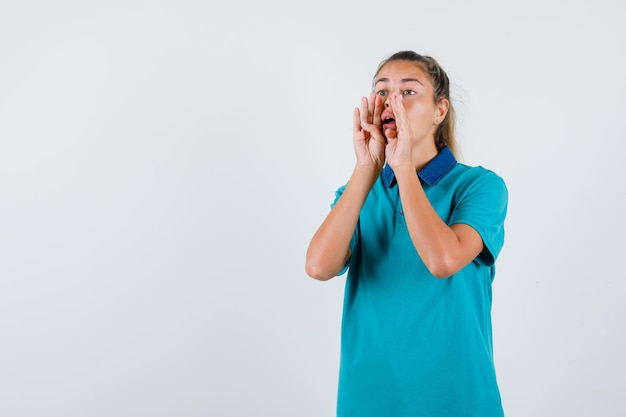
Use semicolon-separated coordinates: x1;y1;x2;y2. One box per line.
373;51;458;158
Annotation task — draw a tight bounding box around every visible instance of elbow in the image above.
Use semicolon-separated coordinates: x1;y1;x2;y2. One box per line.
425;256;456;279
430;269;453;279
305;258;335;281
305;245;349;281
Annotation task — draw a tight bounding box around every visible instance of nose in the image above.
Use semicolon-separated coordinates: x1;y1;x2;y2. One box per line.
384;97;390;108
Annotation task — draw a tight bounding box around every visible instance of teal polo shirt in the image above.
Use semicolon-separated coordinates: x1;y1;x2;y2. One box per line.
331;147;508;417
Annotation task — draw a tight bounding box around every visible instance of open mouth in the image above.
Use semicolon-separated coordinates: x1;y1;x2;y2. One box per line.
382;117;396;128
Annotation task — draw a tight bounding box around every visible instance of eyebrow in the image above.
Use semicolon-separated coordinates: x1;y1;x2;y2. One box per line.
374;77;425;87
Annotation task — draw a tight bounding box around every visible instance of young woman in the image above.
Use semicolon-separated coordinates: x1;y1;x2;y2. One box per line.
306;51;508;417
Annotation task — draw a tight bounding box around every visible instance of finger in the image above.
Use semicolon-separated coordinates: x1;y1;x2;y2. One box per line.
391;94;408;129
353;107;362;136
360;97;369;126
368;92;376;124
361;122;385;144
372;94;382;126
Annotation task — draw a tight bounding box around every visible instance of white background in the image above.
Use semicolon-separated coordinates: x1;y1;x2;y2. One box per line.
1;1;624;416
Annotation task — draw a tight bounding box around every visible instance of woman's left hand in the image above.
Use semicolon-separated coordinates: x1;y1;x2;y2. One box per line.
385;94;415;171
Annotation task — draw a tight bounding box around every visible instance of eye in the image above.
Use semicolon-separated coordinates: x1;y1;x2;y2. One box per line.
375;90;388;97
402;90;416;96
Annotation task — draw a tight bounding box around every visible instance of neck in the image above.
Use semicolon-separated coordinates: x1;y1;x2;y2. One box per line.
411;141;439;171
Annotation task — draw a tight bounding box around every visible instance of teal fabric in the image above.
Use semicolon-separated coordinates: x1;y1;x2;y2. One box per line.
332;148;508;417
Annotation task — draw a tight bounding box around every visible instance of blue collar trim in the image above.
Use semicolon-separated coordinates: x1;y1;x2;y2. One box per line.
382;146;457;187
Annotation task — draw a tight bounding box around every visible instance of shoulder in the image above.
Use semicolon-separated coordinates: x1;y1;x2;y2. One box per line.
447;163;507;197
451;163;505;184
331;175;387;207
445;164;508;221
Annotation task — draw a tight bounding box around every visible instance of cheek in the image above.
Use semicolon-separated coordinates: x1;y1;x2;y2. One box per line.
405;102;436;123
405;108;431;125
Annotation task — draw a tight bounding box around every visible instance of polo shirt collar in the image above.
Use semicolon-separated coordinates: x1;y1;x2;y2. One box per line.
382;146;457;187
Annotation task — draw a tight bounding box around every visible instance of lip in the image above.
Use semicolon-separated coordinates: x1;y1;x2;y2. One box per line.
382;115;396;130
382;121;396;130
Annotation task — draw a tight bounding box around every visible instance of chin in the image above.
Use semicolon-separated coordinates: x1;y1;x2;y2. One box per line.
384;128;397;140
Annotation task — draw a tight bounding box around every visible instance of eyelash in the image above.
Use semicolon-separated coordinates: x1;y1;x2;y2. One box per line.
375;90;416;97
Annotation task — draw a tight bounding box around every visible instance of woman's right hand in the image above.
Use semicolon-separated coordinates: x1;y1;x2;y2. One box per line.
353;93;385;168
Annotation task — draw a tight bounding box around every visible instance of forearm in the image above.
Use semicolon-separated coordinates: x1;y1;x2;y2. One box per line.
305;165;380;281
395;167;481;278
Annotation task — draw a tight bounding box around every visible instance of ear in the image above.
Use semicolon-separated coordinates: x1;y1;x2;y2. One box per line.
434;98;449;124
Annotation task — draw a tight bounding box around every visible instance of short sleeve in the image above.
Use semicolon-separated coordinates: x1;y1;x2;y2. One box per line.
331;183;359;276
449;170;508;266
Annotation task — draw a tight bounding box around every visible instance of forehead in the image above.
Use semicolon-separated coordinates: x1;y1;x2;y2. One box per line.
375;60;430;84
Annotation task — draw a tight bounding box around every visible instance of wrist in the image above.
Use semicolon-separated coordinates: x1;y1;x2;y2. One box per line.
389;160;414;175
393;163;419;184
352;164;382;184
